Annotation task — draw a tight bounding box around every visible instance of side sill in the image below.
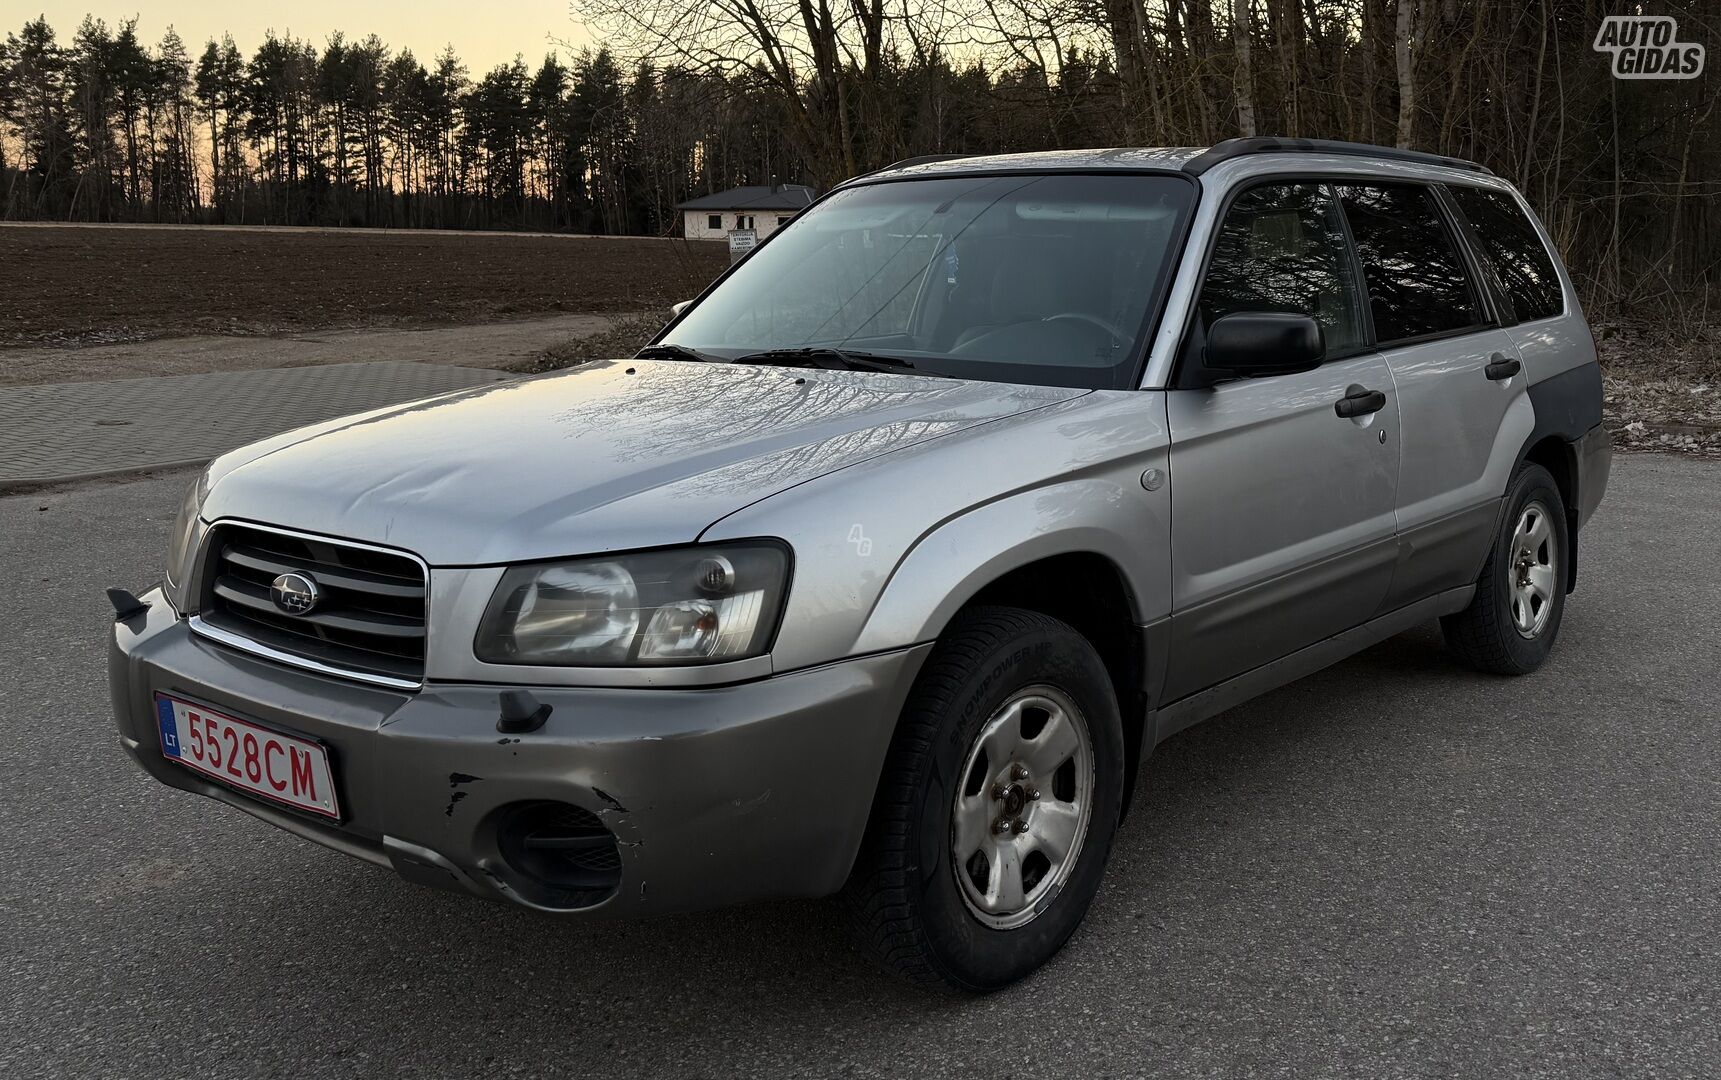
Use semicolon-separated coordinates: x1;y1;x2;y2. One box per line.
1150;584;1474;746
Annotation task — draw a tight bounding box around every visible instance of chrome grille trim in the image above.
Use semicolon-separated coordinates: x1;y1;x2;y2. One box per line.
188;616;423;691
190;520;430;690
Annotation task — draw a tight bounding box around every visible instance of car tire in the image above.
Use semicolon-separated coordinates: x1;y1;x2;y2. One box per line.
842;605;1125;991
1442;462;1569;675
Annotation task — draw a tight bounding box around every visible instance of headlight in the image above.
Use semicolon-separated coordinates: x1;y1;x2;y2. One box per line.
163;470;211;611
474;542;790;666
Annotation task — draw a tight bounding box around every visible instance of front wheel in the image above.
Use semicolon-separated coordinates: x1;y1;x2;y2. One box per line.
1442;462;1569;674
843;606;1125;991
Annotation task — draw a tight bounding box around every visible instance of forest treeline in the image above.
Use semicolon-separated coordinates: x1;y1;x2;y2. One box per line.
1;3;1717;317
0;18;723;237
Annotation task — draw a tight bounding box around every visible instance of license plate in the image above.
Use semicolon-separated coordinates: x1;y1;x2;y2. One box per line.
154;694;340;819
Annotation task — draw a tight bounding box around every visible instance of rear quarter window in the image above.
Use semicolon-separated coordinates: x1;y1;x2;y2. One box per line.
1448;185;1565;322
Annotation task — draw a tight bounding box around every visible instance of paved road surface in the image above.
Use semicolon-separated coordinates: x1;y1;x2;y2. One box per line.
1;455;1715;1078
0;363;509;487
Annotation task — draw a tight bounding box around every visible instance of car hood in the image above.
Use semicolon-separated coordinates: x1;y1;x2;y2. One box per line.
202;359;1084;565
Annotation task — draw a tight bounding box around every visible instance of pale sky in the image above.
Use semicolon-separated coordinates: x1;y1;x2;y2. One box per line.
19;1;597;74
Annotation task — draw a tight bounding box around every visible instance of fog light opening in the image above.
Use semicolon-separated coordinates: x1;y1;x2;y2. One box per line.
496;801;622;909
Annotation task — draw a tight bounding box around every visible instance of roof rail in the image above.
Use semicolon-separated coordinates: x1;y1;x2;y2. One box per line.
883;153;974;171
862;153;973;179
1182;137;1491;177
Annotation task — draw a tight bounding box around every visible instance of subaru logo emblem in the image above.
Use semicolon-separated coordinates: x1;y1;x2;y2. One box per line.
270;572;321;616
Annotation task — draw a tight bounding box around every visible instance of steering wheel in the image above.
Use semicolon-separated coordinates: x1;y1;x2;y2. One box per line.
1043;312;1126;343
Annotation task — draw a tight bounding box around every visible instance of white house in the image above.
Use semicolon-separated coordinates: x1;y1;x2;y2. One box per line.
678;184;816;241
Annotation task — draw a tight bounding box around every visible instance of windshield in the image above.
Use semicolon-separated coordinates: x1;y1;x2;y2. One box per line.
661;174;1194;389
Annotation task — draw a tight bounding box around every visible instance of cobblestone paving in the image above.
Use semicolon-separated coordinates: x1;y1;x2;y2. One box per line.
0;362;510;487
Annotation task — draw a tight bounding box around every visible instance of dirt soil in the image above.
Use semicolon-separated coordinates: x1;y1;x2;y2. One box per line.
1;224;727;348
512;314;668;374
0;313;651;388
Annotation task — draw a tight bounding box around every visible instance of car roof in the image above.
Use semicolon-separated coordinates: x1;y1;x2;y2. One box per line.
845;138;1496;188
860;147;1211;180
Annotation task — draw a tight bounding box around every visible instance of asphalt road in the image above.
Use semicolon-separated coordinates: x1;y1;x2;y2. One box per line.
2;455;1716;1078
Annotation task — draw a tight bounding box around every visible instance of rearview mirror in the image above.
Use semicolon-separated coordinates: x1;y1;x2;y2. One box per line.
669;299;693;319
1204;312;1324;377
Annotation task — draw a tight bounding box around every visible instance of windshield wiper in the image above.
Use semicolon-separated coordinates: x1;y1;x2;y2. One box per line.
732;347;946;377
635;343;721;363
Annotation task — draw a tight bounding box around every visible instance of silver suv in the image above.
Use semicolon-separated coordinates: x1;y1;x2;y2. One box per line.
110;138;1610;990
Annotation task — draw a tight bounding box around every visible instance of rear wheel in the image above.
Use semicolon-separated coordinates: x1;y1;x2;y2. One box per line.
843;606;1124;991
1442;462;1569;674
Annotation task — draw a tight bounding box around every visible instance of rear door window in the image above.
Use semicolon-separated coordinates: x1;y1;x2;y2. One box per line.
1334;183;1482;345
1447;186;1565;322
1198;183;1366;357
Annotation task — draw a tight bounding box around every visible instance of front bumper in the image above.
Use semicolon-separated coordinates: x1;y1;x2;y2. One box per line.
110;589;929;917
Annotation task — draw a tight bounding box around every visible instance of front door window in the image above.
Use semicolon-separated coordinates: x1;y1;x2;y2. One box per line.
1200;183;1366;357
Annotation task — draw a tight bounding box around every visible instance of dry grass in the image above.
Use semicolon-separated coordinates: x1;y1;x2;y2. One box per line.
514;314;668;374
1595;319;1721;457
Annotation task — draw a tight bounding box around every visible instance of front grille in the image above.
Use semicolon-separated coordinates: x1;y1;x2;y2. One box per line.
198;523;427;687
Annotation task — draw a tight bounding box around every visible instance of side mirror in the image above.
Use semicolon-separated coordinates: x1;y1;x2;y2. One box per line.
669;299;693;319
1204;312;1324;377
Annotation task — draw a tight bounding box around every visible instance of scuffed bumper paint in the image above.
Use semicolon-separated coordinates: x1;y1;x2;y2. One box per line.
110;589;928;917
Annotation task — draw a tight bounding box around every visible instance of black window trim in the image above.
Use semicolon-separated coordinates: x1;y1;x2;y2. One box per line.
1328;181;1378;347
1430;183;1519;329
1439;180;1570;326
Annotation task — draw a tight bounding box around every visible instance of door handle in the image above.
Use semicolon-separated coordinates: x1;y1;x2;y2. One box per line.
1334;386;1387;418
1485;353;1522;381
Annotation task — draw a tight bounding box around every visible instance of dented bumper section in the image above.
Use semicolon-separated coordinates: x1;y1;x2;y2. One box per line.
109;589;929;917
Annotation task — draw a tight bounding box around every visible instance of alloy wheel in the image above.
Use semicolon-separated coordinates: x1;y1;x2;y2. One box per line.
950;685;1094;930
1509;500;1558;638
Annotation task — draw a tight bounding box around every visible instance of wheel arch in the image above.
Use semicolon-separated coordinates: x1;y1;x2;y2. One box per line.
1515;361;1602;592
1523;435;1577;517
852;483;1168;821
961;553;1152;819
852;481;1168;652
